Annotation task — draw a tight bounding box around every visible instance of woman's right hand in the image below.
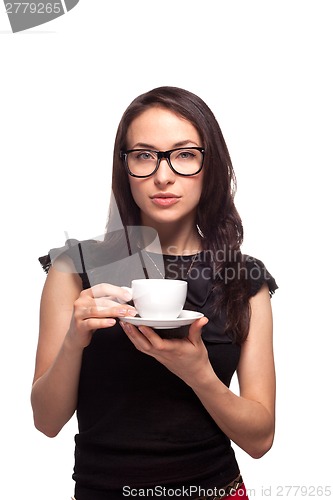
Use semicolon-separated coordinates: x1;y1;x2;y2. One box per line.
67;283;137;349
32;272;138;436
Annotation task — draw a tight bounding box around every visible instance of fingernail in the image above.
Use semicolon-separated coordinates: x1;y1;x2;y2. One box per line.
117;308;129;316
126;309;138;317
120;321;129;332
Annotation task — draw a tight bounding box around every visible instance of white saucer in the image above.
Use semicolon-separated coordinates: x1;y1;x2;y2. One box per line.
122;310;204;329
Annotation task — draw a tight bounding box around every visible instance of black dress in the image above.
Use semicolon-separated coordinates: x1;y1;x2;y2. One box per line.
39;238;278;500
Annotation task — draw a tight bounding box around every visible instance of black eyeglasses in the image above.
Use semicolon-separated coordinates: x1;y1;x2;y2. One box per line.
120;147;205;178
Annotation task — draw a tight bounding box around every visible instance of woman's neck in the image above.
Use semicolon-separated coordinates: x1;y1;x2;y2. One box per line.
141;221;202;255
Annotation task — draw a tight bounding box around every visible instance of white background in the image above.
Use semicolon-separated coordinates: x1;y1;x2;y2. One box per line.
1;1;332;499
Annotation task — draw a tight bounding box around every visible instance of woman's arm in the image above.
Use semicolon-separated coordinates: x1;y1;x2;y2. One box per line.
31;259;136;437
190;284;275;458
31;261;83;437
120;284;275;458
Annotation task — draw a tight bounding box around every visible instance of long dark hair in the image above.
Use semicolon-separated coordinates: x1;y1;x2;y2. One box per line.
107;86;250;343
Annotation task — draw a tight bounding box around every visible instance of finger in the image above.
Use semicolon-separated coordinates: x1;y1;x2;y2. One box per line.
137;325;165;349
94;297;137;314
82;317;117;330
93;297;120;308
120;322;154;352
81;283;132;302
77;304;137;321
117;286;133;304
187;316;209;344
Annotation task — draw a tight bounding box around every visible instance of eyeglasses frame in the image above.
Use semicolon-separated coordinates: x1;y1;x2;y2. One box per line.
120;147;205;178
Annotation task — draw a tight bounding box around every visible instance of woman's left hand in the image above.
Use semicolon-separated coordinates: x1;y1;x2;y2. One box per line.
120;316;212;386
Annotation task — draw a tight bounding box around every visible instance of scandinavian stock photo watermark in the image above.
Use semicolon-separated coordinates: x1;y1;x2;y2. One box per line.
2;0;79;32
47;230;272;287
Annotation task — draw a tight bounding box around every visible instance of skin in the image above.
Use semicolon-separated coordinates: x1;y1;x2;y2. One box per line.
31;107;275;460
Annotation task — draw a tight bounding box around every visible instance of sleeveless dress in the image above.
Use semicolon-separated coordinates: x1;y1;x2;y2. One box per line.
39;237;278;500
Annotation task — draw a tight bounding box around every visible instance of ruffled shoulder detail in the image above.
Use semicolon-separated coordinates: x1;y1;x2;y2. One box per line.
38;238;92;289
38;253;52;274
39;238;83;272
244;255;278;297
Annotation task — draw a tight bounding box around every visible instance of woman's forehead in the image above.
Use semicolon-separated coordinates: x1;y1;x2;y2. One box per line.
126;107;201;149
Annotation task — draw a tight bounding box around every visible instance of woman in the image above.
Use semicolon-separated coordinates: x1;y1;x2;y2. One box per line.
33;86;278;500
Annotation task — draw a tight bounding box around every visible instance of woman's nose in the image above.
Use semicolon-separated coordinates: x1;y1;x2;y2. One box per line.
153;158;176;185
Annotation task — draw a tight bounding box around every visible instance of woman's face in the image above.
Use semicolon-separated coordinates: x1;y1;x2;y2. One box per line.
126;106;204;229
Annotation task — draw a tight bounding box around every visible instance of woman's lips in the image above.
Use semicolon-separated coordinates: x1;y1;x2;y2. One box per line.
151;196;180;207
151;194;181;207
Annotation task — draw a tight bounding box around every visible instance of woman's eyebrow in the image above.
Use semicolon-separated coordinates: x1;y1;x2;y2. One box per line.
130;142;156;149
173;140;201;148
130;140;200;150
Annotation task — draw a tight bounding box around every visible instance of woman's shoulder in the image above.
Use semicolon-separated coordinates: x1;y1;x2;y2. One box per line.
38;238;97;274
38;235;135;289
242;254;278;297
38;238;103;291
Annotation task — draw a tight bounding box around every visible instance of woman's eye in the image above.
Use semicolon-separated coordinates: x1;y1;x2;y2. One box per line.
137;152;154;161
178;151;195;160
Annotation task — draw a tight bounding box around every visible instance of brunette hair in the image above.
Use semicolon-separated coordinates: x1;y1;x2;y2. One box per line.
107;86;250;343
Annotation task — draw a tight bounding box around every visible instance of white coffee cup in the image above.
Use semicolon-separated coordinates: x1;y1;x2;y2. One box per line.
123;279;187;319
